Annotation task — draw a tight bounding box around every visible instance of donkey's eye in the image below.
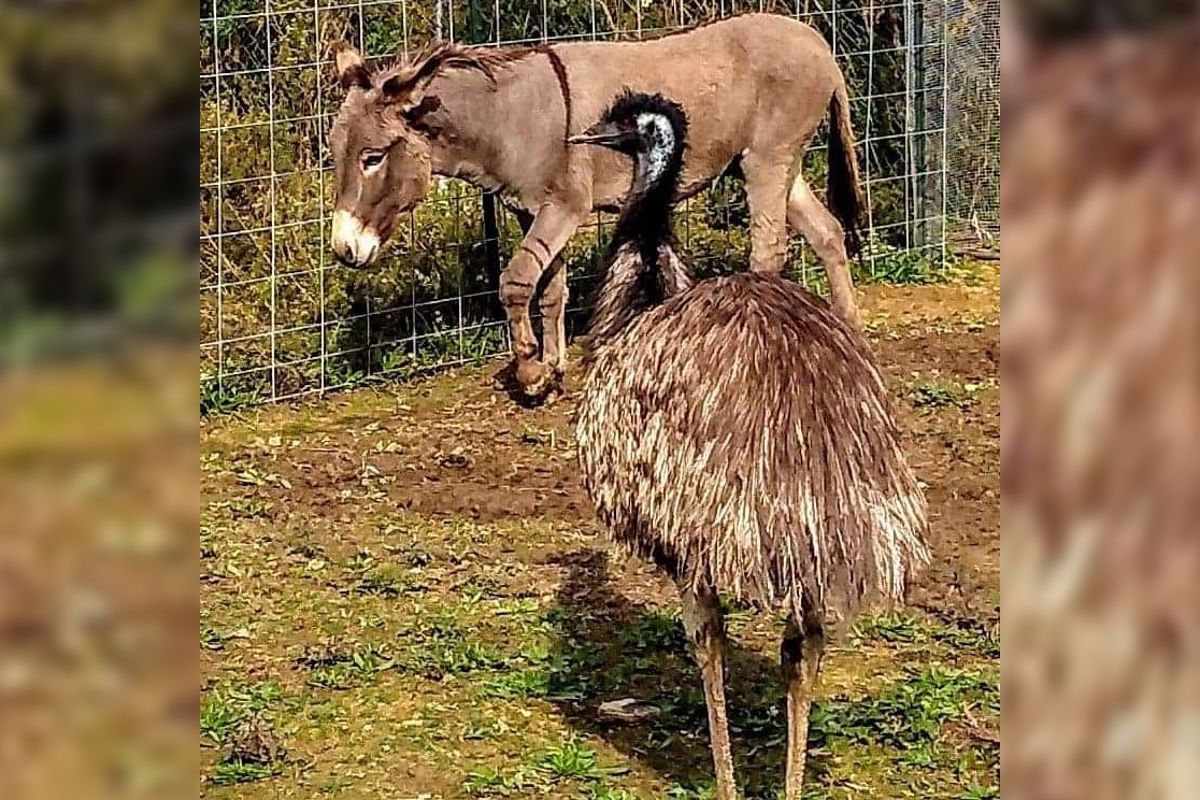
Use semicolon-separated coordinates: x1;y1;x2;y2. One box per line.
361;151;386;170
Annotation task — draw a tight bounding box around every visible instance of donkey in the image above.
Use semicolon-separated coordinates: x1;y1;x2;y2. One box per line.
329;13;865;397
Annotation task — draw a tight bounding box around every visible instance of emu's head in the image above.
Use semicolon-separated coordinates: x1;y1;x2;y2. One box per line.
328;43;492;268
570;91;689;268
570;92;693;349
569;91;688;200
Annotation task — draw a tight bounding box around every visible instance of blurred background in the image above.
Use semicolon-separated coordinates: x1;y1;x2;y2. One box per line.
1;2;196;799
1003;2;1200;799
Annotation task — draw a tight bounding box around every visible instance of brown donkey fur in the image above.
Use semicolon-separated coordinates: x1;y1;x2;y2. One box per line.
329;13;865;396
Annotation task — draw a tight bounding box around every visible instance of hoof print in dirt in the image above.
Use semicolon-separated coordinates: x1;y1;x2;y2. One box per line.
440;451;473;470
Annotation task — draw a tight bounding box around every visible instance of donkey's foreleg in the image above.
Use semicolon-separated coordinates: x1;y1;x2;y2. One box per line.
537;259;569;382
499;203;582;396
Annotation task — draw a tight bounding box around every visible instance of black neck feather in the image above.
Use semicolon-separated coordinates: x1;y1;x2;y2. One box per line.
604;95;688;285
585;94;690;351
609;156;683;268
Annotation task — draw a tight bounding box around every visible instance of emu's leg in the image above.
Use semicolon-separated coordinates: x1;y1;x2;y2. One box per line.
499;203;583;395
781;607;826;800
679;584;738;800
786;174;861;329
741;152;791;273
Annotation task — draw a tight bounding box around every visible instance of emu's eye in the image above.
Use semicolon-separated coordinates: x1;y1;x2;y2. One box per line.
361;151;386;171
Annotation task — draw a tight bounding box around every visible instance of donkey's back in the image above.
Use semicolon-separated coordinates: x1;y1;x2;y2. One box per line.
557;14;844;205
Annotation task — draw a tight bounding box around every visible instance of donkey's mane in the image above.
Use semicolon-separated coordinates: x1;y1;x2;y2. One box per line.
382;13;736;79
382;41;546;83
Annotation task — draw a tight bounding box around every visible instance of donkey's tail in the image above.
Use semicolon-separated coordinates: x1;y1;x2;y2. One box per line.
827;80;866;257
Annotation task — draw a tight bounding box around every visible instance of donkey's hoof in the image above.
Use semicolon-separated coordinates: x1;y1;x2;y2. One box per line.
516;358;550;396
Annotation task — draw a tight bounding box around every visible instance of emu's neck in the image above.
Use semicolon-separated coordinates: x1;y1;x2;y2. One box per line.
608;138;681;268
588;136;689;350
585;241;692;353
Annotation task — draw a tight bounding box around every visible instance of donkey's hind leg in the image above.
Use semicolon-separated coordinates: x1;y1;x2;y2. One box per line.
741;150;792;273
787;174;861;328
781;603;826;800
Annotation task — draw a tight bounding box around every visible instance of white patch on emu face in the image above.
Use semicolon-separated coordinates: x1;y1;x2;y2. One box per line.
636;113;675;186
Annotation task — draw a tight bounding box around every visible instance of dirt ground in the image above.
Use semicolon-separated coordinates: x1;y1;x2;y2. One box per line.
201;265;998;800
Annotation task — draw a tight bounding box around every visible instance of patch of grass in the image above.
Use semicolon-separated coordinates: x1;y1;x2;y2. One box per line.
227;496;272;519
853;612;929;644
458;574;505;604
398;609;507;679
585;787;645;800
200;692;243;745
905;376;994;411
209;757;282;785
341;549;424;597
463;764;540;796
665;782;717;800
200;680;283;745
617;611;689;655
297;642;397;690
535;738;626;782
201;376;262;415
350;568;409;597
482;667;553;699
853;611;1000;660
811;664;998;773
463;739;629;797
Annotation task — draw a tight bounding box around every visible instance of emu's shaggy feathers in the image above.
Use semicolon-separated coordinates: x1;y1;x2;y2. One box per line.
576;269;928;620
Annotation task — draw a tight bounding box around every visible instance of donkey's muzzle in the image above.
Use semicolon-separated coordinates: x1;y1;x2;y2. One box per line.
331;209;381;268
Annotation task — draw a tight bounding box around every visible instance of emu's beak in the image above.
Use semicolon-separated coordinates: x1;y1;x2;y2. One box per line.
568;121;636;149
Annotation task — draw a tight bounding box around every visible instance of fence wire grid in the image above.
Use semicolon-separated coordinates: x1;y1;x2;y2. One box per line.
201;0;994;408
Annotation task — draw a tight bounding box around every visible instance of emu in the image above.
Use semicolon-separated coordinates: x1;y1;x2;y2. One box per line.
569;92;929;800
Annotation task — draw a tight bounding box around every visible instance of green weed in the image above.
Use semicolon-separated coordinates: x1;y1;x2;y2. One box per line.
208;758;282;785
812;664;998;753
906;376;994;411
200;680;281;745
536;738;627;782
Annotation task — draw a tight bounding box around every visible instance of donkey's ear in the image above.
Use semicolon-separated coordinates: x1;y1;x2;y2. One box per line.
379;72;414;107
333;43;370;91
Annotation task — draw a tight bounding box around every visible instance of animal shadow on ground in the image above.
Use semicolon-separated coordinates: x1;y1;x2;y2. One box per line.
543;549;832;799
487;359;564;408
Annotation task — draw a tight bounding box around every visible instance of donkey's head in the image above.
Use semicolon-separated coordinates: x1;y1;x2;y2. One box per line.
328;43;493;268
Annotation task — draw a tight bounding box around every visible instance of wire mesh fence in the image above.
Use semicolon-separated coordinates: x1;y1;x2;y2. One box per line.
941;0;998;239
200;0;976;409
